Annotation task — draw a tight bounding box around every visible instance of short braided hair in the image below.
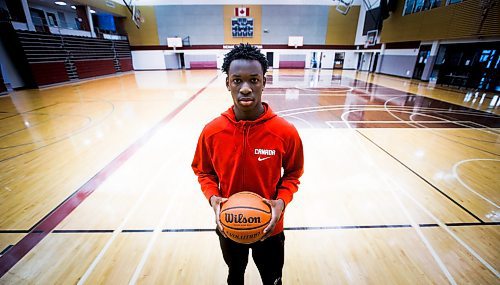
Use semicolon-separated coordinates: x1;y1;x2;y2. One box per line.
222;43;268;75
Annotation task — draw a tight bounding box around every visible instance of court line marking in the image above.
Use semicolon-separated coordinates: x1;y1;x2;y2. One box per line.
128;161;190;285
326;118;482;223
0;114;93;149
408;112;500;134
0;99;115;162
36;222;500;234
341;108;500;135
0;246;13;256
389;177;458;285
0;75;219;278
408;114;500;140
77;150;182;285
379;99;500;156
452;159;500;209
327;120;474;124
356;130;500;279
286;115;315;128
383;95;500;133
277;105;500;120
279;108;500;121
285;104;496;221
336;118;457;284
0;103;60;121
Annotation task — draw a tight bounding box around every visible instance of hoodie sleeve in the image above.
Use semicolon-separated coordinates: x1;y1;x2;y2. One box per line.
191;128;220;202
276;125;304;207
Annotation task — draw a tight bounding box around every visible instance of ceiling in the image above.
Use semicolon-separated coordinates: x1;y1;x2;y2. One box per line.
28;0;118;15
109;0;363;5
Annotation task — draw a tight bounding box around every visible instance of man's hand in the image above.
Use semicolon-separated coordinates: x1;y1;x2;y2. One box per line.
261;198;285;241
210;195;228;237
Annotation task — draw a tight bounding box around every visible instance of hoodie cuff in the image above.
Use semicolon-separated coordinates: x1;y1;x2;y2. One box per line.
276;191;293;208
203;188;219;202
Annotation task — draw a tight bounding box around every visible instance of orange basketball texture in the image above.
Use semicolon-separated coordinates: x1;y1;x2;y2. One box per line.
220;192;272;244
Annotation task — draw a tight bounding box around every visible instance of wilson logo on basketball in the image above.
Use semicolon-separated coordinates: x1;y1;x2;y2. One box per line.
224;213;261;224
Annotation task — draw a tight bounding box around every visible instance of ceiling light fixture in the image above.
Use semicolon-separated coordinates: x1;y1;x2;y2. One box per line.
71;5;76;9
90;9;96;13
54;1;67;5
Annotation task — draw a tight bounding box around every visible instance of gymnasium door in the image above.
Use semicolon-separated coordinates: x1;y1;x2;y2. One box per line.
413;45;431;79
358;52;372;71
371;53;379;72
266;52;274;67
334;52;345;69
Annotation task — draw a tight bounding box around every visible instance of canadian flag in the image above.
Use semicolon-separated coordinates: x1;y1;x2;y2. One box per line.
235;7;249;17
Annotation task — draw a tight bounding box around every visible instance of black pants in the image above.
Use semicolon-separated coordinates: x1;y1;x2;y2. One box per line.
217;230;285;285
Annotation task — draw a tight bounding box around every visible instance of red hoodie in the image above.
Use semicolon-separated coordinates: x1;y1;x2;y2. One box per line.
192;102;304;236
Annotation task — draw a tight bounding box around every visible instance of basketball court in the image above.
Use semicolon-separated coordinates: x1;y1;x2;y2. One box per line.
0;0;499;284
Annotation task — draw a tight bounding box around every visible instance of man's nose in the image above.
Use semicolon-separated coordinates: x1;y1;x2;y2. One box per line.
240;82;252;94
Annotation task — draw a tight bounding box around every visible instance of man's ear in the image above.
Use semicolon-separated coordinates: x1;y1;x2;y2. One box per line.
226;77;230;91
263;74;266;87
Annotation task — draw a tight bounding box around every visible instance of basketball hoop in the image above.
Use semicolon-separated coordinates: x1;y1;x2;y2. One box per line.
335;0;353;15
132;6;145;28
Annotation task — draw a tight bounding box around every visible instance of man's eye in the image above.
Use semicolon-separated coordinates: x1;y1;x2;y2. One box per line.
232;79;241;84
251;78;259;83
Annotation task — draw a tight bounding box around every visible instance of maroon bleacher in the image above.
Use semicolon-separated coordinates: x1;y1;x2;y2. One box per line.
75;59;116;79
15;30;133;87
190;61;217;69
119;58;133;71
29;61;69;86
279;61;306;69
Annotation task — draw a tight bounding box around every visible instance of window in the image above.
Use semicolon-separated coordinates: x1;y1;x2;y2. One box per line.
403;0;441;15
446;0;463;5
414;0;425;12
57;11;67;28
46;12;58;26
403;0;416;15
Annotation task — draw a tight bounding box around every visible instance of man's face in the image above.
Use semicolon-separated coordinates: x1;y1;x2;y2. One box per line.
226;59;266;118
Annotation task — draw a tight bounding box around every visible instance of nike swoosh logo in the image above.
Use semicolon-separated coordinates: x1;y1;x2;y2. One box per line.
258;156;271;161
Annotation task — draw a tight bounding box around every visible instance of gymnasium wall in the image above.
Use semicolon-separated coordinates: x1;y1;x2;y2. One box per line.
326;6;360;45
224;5;262;45
129;5;356;46
155;5;224;45
125;6;159;46
380;0;500;43
378;48;419;78
0;40;24;88
262;6;328;45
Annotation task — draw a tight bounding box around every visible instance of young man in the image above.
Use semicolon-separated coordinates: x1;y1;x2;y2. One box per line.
192;44;304;285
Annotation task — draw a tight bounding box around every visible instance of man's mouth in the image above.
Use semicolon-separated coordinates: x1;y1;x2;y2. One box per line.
238;97;254;106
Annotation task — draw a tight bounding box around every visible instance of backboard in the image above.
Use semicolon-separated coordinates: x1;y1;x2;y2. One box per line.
288;36;304;48
365;30;378;47
123;0;144;29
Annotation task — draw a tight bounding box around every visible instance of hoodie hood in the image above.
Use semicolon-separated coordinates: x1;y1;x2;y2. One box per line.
221;102;277;126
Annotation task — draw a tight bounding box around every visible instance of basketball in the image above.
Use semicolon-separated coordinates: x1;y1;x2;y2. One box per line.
220;192;272;244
